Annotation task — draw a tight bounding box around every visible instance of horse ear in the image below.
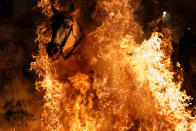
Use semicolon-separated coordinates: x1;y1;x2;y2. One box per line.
51;3;79;18
69;9;80;17
63;3;80;18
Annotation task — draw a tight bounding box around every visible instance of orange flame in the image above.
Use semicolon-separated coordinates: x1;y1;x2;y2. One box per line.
31;0;196;130
129;32;195;130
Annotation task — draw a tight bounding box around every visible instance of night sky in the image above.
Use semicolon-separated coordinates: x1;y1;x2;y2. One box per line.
0;0;195;129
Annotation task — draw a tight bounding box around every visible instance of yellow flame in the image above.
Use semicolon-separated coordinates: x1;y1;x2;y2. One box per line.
129;32;195;130
31;0;196;130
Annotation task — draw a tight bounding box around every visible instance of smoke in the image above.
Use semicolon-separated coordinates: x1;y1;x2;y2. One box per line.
0;45;42;130
0;32;42;130
131;0;196;40
0;1;43;130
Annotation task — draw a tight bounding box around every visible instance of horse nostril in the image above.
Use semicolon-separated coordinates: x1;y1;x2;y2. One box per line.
46;43;60;58
52;46;59;54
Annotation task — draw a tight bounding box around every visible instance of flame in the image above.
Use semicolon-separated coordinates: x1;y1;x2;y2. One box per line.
31;0;196;130
128;32;195;130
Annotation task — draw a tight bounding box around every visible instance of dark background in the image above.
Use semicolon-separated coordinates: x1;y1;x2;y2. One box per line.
0;0;42;129
0;0;195;129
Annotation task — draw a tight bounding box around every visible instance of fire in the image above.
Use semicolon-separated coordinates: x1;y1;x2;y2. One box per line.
129;32;195;130
31;0;196;130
